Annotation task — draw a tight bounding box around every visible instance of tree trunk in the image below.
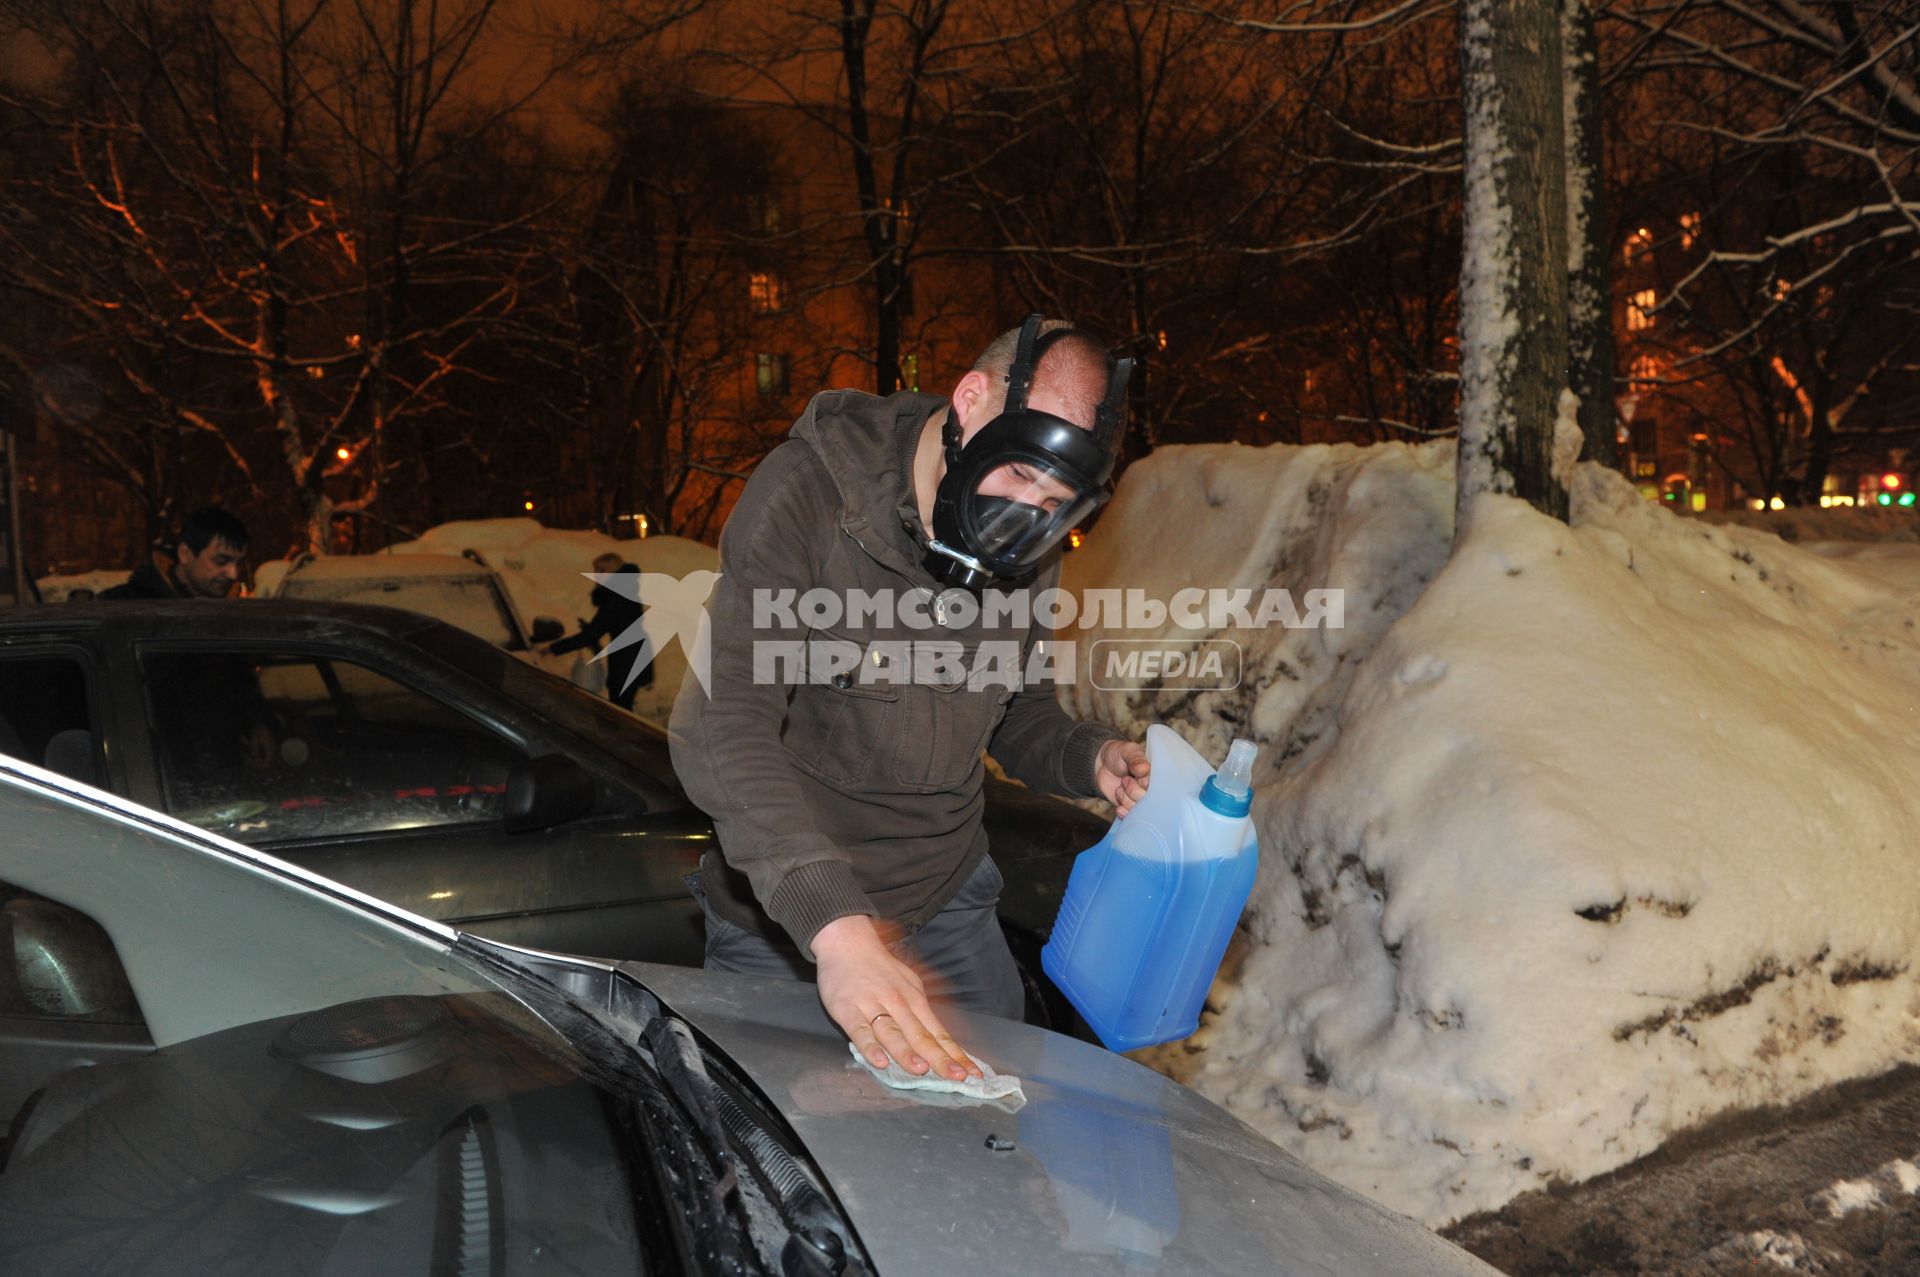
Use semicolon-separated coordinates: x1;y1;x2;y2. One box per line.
1801;384;1835;508
1562;0;1616;469
837;0;903;395
1456;0;1571;536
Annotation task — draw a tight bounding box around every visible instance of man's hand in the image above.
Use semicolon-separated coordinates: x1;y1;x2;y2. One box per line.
812;914;982;1083
1096;739;1150;816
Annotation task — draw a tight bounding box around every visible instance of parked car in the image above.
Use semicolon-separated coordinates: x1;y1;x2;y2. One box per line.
263;550;564;651
0;599;1104;1023
0;759;1501;1275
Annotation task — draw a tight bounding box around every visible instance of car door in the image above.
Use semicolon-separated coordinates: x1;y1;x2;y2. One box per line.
131;641;705;965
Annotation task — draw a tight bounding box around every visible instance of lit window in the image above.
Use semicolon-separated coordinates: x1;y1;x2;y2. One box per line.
750;272;785;313
756;353;790;397
1628;289;1658;331
1679;211;1700;250
1630;355;1660;385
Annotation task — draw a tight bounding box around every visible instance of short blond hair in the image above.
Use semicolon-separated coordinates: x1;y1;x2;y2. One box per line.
970;320;1111;428
592;552;624;574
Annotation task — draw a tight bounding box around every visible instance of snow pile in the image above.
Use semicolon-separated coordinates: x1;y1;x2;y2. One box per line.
34;569;130;602
1061;440;1455;775
1704;505;1920;545
388;518;715;723
1066;440;1920;1226
1798;541;1920;597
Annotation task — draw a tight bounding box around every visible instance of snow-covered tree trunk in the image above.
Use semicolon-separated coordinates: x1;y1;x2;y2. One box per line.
1562;0;1614;469
1456;0;1571;534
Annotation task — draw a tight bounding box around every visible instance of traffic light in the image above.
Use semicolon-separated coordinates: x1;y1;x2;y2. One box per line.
1877;474;1907;507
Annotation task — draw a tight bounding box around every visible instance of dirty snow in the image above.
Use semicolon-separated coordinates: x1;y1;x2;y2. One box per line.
1064;438;1920;1226
1745;1230;1813;1268
1815;1155;1920;1219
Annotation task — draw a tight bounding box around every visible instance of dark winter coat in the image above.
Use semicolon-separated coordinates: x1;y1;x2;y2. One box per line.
98;553;185;601
668;389;1118;958
550;565;652;695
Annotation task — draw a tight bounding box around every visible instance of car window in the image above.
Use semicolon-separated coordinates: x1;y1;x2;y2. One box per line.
403;621;681;809
0;653;100;787
140;649;530;843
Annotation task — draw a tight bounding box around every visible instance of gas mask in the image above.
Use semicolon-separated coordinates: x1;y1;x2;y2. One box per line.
925;316;1133;592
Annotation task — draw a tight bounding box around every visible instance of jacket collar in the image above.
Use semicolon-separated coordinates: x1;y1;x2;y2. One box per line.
791;388;945;582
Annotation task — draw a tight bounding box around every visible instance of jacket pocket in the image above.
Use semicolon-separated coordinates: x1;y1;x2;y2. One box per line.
891;682;1012;791
782;675;899;788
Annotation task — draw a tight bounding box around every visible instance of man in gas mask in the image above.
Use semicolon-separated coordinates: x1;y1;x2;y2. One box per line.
671;317;1151;1083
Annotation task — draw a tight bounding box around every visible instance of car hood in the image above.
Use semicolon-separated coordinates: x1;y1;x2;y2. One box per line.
620;962;1497;1277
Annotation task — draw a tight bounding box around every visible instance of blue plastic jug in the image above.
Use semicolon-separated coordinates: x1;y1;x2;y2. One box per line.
1042;725;1260;1051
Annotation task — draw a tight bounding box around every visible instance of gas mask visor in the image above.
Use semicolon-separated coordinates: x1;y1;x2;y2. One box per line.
926;317;1133;591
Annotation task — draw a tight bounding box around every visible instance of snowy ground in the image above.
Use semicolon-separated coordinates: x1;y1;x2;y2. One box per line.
1445;1062;1920;1274
1063;439;1920;1227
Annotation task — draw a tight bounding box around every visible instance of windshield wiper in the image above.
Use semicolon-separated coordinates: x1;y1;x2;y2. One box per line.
449;937;867;1276
641;1015;865;1277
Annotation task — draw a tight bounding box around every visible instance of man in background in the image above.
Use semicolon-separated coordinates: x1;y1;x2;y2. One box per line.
546;552;651;710
100;507;272;773
100;508;250;600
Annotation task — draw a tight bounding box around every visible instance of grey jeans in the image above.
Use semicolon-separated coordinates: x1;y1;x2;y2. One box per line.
689;855;1025;1021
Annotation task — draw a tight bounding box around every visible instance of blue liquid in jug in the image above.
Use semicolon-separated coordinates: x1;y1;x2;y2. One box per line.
1042;727;1259;1052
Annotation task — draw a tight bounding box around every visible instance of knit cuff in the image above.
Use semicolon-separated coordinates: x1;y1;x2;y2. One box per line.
1061;720;1123;799
765;858;878;962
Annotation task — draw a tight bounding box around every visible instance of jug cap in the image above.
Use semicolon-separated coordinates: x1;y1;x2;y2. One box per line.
1199;738;1257;817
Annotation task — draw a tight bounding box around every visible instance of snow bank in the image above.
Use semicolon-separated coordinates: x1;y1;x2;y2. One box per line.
1798;542;1920;597
1703;505;1920;545
387;518;715;724
1068;441;1920;1226
34;569;130;602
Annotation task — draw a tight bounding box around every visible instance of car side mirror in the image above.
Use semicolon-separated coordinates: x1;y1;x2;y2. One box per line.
503;754;595;833
529;616;565;645
1;895;142;1023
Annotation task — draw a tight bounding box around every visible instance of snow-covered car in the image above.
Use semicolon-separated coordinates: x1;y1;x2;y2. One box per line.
0;757;1502;1275
263;550;563;652
0;599;1101;1025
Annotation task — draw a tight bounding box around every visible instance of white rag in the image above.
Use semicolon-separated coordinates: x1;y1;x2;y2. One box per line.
848;1043;1027;1104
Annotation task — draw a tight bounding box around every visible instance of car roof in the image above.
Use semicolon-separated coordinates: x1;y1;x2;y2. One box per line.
0;598;443;640
279;553;501;583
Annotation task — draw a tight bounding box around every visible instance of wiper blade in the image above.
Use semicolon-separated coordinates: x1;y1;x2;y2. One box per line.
643;1016;867;1277
448;938;866;1274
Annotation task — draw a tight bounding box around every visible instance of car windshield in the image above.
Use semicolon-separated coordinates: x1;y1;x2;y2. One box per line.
0;765;675;1273
404;621;680;789
283;574;526;651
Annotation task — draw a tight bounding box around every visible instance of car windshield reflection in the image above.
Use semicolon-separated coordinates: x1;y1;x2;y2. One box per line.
0;770;675;1273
